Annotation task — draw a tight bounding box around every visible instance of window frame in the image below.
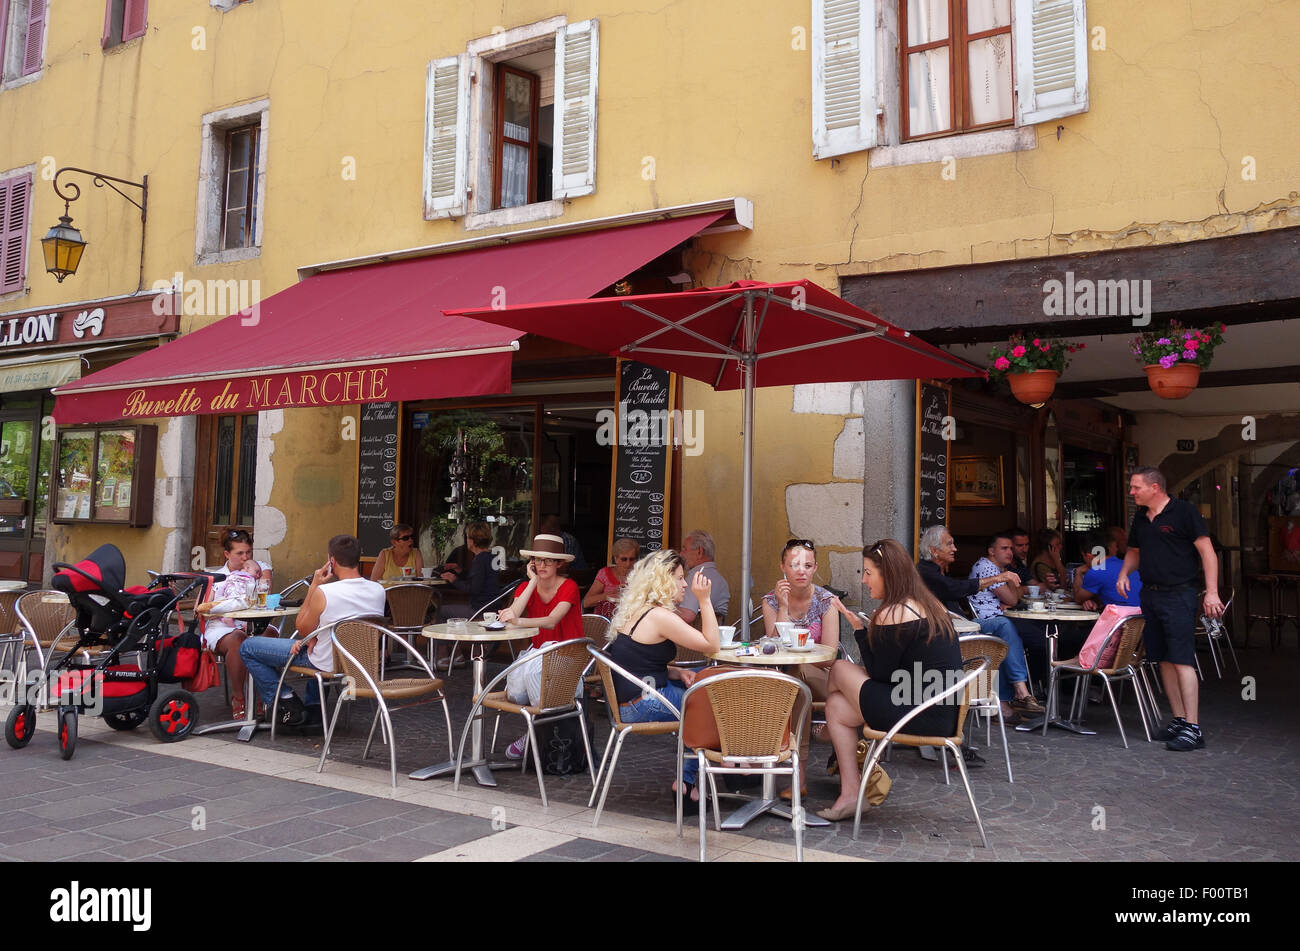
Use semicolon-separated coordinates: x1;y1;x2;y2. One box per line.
196;100;268;265
899;0;1014;142
0;0;46;84
220;123;261;251
492;63;541;210
102;0;148;50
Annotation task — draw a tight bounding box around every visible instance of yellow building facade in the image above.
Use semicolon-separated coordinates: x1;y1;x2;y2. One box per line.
0;1;1295;603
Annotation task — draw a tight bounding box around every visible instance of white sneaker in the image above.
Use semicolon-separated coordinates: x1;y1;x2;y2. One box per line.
505;735;528;760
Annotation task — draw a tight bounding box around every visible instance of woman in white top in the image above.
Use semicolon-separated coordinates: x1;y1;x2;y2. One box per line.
194;528;272;720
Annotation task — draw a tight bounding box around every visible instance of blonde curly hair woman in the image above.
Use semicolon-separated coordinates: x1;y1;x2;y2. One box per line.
605;549;720;801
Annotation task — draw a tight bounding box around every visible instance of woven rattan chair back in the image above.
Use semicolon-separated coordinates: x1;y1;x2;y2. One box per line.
673;644;709;664
582;614;610;641
0;589;22;635
706;675;799;759
332;619;384;683
17;591;75;647
1106;617;1147;673
592;651;628;728
385;584;434;629
954;656;984;736
538;639;591;708
959;635;1008;701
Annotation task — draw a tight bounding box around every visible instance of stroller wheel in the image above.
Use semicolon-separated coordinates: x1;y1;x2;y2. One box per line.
58;709;78;760
149;689;199;743
104;709;148;731
5;704;36;749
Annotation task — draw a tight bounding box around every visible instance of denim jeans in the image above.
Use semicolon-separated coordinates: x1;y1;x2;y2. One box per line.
619;678;696;784
979;616;1028;701
238;635;321;707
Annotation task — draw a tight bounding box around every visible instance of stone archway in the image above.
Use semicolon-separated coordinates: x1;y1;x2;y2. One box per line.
1160;413;1300;493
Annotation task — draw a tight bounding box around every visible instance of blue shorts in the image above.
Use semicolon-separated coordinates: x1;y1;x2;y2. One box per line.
1140;587;1198;666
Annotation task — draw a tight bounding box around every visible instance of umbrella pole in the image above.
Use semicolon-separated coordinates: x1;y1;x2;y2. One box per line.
739;295;755;640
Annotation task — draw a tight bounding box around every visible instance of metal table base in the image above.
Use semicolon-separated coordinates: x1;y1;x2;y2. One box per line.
718;772;829;830
410;644;508;785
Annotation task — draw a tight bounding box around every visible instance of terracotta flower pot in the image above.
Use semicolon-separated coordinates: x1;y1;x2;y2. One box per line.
1007;369;1058;405
1144;363;1201;399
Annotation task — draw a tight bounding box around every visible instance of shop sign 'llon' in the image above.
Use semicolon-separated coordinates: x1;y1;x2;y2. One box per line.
0;309;107;348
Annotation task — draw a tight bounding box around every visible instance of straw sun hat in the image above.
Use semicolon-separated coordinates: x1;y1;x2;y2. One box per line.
518;533;575;562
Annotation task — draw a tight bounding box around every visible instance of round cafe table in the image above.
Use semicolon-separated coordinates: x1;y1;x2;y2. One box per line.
409;621;527;787
951;616;981;634
1004;605;1100;735
705;641;836;830
194;604;301;742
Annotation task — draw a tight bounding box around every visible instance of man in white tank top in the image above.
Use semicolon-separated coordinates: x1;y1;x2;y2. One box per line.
240;534;386;727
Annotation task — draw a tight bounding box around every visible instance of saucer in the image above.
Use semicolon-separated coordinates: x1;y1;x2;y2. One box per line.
717;642;741;650
786;642;816;652
482;622;508;631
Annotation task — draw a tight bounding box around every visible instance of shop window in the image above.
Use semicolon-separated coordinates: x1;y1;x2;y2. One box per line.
211;413;258;527
197;101;268;264
424;18;596;225
0;169;32;294
811;0;1089;161
53;425;157;526
0;0;45;82
102;0;147;49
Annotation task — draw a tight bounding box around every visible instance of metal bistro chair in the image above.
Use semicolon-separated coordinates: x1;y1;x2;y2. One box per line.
852;656;991;846
383;582;435;674
586;643;682;827
0;588;26;676
321;619;455;790
581;614;612;700
958;635;1014;783
1194;587;1239;679
269;614;384;741
678;669;811;863
453;638;596;806
1045;616;1153;749
15;591;79;672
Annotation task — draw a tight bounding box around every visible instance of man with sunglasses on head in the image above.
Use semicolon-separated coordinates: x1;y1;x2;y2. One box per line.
677;529;730;625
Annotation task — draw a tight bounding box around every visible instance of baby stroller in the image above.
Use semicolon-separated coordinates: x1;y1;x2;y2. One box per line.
4;544;214;760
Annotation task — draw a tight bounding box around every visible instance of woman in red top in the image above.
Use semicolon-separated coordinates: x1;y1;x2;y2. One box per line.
497;533;583;759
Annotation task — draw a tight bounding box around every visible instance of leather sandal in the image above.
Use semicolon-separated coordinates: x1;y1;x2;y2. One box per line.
231;697;247;720
779;785;809;801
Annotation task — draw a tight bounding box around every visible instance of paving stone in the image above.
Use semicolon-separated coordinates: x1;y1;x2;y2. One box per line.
4;831;119;861
158;838;271;862
232;816;344;848
92;814;193;842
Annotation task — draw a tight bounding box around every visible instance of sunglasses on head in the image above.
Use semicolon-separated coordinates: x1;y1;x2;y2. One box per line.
784;538;815;553
228;530;251;542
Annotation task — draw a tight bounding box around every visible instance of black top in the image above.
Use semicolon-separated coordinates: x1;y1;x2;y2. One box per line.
916;559;978;613
855;612;963;736
1129;497;1210;587
1011;557;1033;585
448;550;497;614
606;611;677;703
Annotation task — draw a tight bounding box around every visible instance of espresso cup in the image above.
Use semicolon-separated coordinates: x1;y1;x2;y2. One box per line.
718;625;736;645
793;627;810;648
1029;601;1046;612
775;621;796;645
482;612;499;625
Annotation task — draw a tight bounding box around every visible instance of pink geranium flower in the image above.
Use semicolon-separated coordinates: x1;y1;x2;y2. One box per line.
994;356;1011;371
1011;345;1026;358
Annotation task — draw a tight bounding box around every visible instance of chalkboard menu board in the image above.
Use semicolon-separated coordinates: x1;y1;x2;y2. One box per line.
608;361;675;555
914;381;951;557
357;401;400;556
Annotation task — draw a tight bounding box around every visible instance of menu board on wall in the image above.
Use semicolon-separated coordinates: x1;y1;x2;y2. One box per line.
357;402;400;557
608;361;675;555
914;381;951;558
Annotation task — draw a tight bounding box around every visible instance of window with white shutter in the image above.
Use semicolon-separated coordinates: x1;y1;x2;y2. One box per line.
1012;0;1088;125
424;17;599;224
813;0;877;159
0;172;33;295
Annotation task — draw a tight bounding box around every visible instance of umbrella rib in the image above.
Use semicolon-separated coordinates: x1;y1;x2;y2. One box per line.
712;300;751;389
753;329;887;362
623;295;744;352
762;290;886;333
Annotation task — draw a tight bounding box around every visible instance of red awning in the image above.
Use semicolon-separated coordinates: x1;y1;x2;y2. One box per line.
52;212;725;423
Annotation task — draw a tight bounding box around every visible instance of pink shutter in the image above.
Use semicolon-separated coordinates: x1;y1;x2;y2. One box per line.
21;0;45;75
0;3;10;78
123;0;147;42
1;175;32;294
102;0;114;48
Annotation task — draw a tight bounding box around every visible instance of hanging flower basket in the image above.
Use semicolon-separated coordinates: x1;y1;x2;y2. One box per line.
1143;363;1202;400
987;333;1083;405
1007;369;1060;404
1132;321;1224;400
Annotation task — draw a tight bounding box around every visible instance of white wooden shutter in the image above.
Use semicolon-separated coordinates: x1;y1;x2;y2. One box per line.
812;0;876;159
552;19;598;199
1013;0;1089;126
423;53;469;219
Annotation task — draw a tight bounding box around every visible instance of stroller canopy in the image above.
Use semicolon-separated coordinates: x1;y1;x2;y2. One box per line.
53;544;127;596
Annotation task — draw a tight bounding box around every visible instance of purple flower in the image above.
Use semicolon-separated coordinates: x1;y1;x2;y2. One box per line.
1156;337;1171;346
1160;354;1178;369
1182;350;1196;360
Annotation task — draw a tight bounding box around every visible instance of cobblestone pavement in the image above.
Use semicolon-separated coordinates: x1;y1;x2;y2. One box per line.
3;636;1296;862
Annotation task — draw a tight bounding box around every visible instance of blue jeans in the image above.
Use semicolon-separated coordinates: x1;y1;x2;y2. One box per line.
238;635;321;707
978;616;1028;701
619;678;696;784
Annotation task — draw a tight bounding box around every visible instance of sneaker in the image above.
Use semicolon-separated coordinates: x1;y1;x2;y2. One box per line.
505;735;528;760
961;747;986;768
1009;695;1046;716
274;695;307;727
1165;724;1205;752
1154;716;1187;741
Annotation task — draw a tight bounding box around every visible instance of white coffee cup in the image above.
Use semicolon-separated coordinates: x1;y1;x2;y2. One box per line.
482;612;498;625
775;621;797;645
790;627;811;648
1029;601;1046;612
718;625;736;645
1027;585;1042;599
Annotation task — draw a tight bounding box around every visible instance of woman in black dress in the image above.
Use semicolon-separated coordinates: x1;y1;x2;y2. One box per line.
817;538;963;821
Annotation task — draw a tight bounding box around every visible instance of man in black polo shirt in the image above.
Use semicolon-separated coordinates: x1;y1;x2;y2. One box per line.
1117;466;1224;751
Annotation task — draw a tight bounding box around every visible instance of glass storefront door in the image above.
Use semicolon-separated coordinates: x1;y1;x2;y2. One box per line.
0;393;55;582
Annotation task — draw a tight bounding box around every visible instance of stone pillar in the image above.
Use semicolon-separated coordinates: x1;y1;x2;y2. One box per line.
156;415;196;573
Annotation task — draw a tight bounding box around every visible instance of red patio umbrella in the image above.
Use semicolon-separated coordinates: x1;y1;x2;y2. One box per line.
447;280;984;635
